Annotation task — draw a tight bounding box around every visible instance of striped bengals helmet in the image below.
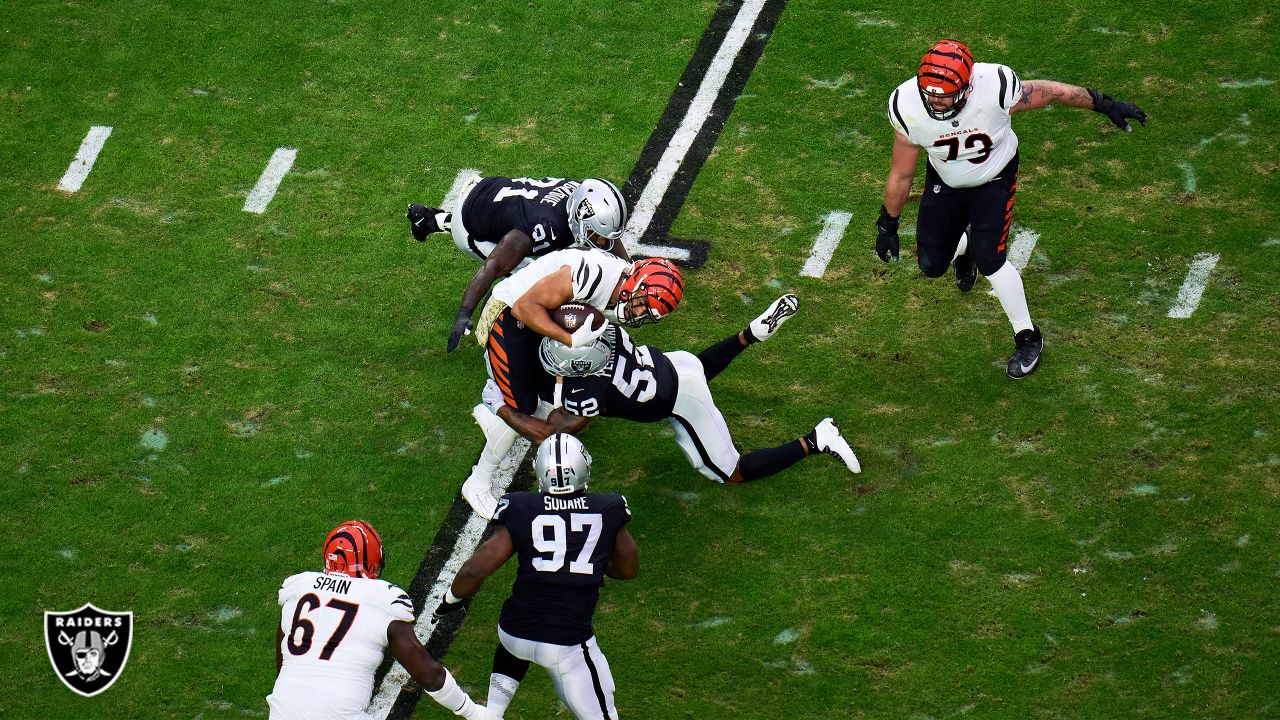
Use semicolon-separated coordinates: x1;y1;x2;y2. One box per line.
615;258;683;327
323;520;385;579
917;40;974;120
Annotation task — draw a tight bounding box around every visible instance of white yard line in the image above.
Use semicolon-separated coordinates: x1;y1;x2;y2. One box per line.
1007;227;1040;270
57;126;113;192
800;212;851;278
442;168;481;210
620;0;768;261
1168;253;1219;319
243;147;297;213
988;227;1040;296
366;438;529;720
1177;161;1197;193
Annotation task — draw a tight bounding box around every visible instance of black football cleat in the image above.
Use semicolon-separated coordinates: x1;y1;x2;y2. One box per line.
406;203;443;241
954;253;977;292
1006;324;1043;379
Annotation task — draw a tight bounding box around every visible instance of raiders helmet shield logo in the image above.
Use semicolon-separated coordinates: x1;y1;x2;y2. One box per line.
44;603;133;697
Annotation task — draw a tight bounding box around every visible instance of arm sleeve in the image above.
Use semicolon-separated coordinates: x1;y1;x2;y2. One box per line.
278;575;298;606
571;254;627;308
385;583;415;623
996;65;1022;110
887;89;909;136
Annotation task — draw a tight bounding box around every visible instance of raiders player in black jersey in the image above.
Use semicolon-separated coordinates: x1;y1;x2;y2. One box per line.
480;295;862;484
434;434;637;720
407;176;631;352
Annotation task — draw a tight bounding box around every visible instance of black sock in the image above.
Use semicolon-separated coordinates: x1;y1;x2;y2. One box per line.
697;334;748;382
802;427;818;451
742;325;762;344
738;440;808;481
492;643;530;681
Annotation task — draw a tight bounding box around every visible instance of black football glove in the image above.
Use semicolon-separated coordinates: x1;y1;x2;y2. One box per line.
446;308;474;353
406;203;435;241
431;595;465;622
875;205;900;263
1087;88;1147;132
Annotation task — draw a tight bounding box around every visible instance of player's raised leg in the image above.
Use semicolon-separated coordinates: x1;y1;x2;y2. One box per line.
697;294;799;382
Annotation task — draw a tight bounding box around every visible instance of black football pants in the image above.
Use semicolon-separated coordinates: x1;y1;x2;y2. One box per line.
915;153;1019;278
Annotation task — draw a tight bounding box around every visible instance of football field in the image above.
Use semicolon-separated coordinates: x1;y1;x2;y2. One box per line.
3;1;1278;718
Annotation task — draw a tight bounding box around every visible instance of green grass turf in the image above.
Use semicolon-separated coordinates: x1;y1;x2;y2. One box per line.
2;0;1278;718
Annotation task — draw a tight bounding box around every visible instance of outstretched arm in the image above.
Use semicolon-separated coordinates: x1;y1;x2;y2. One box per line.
389;621;487;719
452;526;515;596
496;405;590;444
450;230;534;352
1013;80;1147;131
388;621;446;690
1010;80;1092;112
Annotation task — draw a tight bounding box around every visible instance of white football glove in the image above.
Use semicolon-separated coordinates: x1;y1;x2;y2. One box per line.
481;379;504;414
568;315;607;349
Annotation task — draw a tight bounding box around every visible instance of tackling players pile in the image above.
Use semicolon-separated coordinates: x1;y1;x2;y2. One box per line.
267;35;1147;720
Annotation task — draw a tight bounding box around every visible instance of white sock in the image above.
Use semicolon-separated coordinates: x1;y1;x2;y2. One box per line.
437;212;452;232
425;669;486;719
486;673;521;718
985;261;1034;333
952;230;970;261
478;422;518;474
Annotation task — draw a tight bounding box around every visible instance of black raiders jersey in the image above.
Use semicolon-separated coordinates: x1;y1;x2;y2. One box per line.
495;491;631;645
459;177;580;257
561;325;679;423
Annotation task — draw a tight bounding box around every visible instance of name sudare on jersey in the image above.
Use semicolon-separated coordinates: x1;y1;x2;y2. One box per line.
543;495;590;511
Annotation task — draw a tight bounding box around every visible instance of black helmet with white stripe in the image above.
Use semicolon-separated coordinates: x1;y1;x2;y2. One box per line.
568;178;628;252
534;433;593;495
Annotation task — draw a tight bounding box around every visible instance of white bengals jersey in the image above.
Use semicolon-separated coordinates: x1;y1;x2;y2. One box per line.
887;62;1022;188
492;248;629;321
268;572;414;720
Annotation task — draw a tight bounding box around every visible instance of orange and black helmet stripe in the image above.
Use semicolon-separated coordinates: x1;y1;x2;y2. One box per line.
918;39;973;95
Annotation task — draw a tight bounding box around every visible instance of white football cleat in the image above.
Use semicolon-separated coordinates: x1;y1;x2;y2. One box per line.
813;417;861;474
461;465;498;520
749;294;799;342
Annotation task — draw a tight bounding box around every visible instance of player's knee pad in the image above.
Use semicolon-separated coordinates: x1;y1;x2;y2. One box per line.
917;251;950;278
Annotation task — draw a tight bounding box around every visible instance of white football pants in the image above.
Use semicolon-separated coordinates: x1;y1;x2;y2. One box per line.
497;626;618;720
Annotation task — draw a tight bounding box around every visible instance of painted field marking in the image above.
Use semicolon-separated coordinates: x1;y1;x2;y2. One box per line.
441;168;481;210
57;126;113;192
1218;78;1273;89
370;2;787;717
1006;227;1040;271
800;211;851;277
621;0;769;261
1168;253;1219;319
987;226;1040;296
366;438;529;719
243;147;297;214
1177;161;1197;193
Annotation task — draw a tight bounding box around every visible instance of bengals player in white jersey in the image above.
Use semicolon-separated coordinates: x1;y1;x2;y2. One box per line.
268;520;490;720
875;40;1146;378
